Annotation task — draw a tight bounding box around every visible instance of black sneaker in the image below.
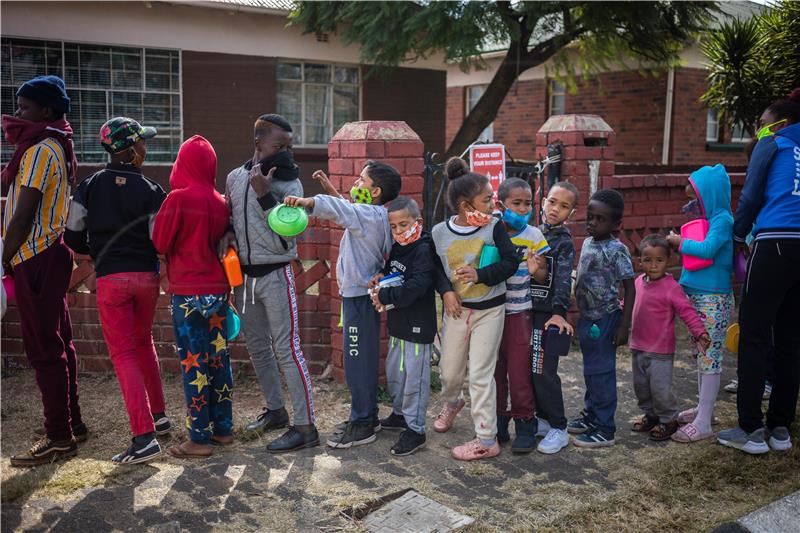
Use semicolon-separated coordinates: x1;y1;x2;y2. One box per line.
152;413;171;435
391;429;426;456
331;418;382;438
11;437;78;467
380;413;408;431
112;437;163;464
326;421;377;449
567;412;596;435
33;422;89;444
573;428;615;448
267;426;321;454
245;407;290;433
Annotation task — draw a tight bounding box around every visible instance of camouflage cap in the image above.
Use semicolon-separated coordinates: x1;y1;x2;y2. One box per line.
99;117;157;154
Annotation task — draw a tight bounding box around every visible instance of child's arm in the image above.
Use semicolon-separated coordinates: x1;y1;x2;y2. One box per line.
671;284;711;349
672;217;733;260
467;223;521;286
152;193;181;255
312;170;344;199
64;180;91;255
528;253;548;284
286;194;365;232
615;277;635;346
550;240;575;319
432;253;461;319
378;248;435;310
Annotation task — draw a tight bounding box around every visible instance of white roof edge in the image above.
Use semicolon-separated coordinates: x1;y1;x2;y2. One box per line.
163;1;291;17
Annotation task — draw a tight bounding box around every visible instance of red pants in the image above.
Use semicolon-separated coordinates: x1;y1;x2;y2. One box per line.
97;271;165;436
13;239;82;441
495;311;536;419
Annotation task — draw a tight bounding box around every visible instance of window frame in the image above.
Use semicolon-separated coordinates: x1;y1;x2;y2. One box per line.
706;108;719;142
730;121;751;143
465;84;493;143
548;79;566;117
276;60;362;148
1;36;182;166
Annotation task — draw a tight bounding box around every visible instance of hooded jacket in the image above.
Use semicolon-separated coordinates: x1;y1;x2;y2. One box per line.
678;164;733;294
734;122;800;242
531;224;574;317
152;135;229;295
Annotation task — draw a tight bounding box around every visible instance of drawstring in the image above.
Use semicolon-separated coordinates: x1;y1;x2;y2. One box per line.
392;337;419;373
242;274;248;313
241;274;256;313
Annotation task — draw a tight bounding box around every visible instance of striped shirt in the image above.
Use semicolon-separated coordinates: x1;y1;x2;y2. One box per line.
505;225;550;314
2;138;70;266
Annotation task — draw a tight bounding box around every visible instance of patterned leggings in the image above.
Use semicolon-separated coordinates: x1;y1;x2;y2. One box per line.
687;292;734;374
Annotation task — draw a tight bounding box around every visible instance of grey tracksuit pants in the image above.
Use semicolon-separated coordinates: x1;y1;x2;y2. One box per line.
631;350;678;423
386;337;432;434
235;265;315;425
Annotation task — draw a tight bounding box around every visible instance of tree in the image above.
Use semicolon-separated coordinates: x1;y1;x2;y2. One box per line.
701;0;800;136
290;1;716;157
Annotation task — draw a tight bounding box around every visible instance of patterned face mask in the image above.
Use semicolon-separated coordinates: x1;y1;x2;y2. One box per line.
465;204;493;227
682;199;703;221
349;186;373;204
394;221;422;245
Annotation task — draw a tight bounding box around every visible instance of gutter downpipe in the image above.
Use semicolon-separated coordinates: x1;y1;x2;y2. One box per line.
661;67;675;166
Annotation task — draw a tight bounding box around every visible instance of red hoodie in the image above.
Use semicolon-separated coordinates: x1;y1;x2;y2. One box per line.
152;135;229;295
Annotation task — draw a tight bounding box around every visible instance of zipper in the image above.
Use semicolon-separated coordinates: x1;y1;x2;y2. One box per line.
243;176;252;265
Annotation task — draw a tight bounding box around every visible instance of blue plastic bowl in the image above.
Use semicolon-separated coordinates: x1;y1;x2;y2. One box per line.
226;306;241;341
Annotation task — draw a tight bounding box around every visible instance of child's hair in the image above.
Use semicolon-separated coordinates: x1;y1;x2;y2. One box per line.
445;157;489;211
638;233;671;256
550;180;579;206
363;160;401;204
497;177;531;202
257;113;293;132
765;88;800;124
589;188;625;221
387;195;421;219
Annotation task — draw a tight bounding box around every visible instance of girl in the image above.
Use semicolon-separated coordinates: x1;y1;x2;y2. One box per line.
666;163;734;443
431;157;520;461
153;135;234;458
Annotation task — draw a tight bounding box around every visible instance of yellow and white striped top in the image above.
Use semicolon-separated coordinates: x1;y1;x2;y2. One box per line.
2;138;70;266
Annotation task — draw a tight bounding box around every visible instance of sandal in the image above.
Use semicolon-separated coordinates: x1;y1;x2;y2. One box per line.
631;414;659;433
168;442;213;458
677;408;720;426
211;435;234;446
671;423;713;443
649;421;679;442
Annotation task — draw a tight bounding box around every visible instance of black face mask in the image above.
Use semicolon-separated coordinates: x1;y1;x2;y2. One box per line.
258;150;299;181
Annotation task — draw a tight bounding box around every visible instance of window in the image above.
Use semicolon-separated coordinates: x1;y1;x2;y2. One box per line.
466;85;493;143
1;38;181;164
276;61;360;146
731;122;750;143
706;109;719;142
549;80;566;117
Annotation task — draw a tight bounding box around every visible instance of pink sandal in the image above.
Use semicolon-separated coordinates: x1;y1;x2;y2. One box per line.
677;408;720;426
671;423;713;443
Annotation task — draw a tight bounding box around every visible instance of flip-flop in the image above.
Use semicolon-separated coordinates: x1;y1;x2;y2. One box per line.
676;408;720;426
670;423;713;443
168;443;212;458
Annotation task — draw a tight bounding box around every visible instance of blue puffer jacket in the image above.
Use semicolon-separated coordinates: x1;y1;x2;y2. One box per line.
734;122;800;242
679;164;733;294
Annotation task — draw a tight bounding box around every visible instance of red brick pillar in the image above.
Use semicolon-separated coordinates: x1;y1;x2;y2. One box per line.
326;121;425;382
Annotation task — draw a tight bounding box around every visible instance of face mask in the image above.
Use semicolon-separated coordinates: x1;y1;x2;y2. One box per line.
350;186;373;204
395;221;422;246
129;147;145;168
756;119;787;140
501;207;531;231
682;199;703;221
258;150;299;181
465;204;493;227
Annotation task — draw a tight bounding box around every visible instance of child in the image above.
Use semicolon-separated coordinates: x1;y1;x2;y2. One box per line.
152;135;234;458
530;181;579;454
431;158;520;461
629;234;710;441
285;161;401;449
493;178;549;453
666;164;734;443
368;196;438;456
65;117;170;464
570;188;636;448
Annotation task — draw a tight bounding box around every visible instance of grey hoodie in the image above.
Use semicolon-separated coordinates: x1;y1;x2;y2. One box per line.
311;195;392;297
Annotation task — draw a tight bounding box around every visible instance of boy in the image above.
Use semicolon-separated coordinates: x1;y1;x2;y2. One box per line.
64;117;170;464
2;76;85;467
569;188;636;448
221;114;318;453
285;161;401;448
369;196;437;456
530;181;578;454
494;178;549;453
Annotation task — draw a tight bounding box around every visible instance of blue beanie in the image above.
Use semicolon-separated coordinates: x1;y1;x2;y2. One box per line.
16;75;71;113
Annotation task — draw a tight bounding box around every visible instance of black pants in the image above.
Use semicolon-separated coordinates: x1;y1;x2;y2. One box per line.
532;313;568;430
737;239;800;432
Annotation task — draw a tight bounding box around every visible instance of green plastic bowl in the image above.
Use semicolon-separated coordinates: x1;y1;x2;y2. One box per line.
268;204;309;237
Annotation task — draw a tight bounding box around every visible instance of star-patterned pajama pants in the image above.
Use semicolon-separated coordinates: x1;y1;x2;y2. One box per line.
171;294;234;445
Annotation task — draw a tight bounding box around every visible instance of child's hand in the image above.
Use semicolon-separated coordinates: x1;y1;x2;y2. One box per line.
442;291;462;320
696;332;711;353
544;314;573;336
613;324;630;346
312;170;342;198
217;231;238;260
285;196;314;209
527;252;547;276
369;288;383;312
454;266;478;284
666;231;682;249
250;164;276;198
368;274;382;290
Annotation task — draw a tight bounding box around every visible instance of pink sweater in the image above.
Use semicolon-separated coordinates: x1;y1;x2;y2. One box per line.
630;273;707;355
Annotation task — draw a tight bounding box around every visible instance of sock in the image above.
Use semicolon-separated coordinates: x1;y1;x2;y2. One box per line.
693;373;720;434
479;438;496;447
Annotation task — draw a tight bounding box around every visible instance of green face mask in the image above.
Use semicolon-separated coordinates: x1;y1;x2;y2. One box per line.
350;186;373;204
756;119;787;140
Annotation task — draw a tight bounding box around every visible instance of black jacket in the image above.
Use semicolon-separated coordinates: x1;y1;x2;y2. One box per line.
531;224;574;317
377;232;438;344
64;163;166;277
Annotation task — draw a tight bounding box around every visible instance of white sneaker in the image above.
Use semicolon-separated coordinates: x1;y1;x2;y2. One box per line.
723;379;738;393
537;428;569;454
767;427;792;451
536;418;551;438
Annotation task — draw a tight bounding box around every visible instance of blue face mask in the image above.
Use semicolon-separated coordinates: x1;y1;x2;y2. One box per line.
501;208;532;231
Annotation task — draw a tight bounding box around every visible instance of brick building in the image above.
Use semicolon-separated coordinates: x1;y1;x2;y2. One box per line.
0;0;446;193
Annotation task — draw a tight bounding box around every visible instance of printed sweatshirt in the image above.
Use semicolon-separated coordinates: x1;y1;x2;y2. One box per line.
64;163;165;277
531;224;575;318
152;135;229;295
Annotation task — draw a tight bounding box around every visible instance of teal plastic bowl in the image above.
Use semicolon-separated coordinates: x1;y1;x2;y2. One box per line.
268;204;309;237
226;306;241;341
